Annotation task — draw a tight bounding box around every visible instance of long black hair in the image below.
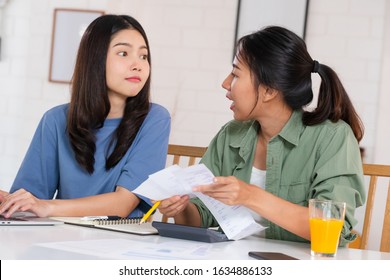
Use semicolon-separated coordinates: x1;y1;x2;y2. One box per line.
68;15;151;174
237;26;364;142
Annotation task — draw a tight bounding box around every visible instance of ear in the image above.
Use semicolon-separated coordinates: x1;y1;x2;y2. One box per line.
259;86;278;102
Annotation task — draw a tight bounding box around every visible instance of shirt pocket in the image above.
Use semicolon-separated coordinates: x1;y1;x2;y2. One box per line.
283;181;310;205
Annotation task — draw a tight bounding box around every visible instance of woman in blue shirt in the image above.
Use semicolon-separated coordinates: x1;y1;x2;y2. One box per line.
0;15;170;218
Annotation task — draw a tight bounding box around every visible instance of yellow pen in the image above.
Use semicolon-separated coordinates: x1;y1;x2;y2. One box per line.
140;201;161;224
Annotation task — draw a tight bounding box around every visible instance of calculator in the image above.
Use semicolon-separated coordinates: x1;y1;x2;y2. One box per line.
152;221;230;243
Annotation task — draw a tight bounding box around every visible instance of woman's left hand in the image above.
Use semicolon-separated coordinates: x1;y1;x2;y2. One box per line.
193;176;252;206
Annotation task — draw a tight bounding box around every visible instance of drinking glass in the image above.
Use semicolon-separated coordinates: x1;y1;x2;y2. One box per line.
309;199;346;257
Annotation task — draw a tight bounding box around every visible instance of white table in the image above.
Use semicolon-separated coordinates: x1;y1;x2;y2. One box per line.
1;223;389;260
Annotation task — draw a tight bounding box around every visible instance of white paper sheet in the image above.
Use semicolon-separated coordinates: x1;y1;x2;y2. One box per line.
134;164;213;200
133;164;265;240
137;165;185;200
195;193;264;240
35;238;211;260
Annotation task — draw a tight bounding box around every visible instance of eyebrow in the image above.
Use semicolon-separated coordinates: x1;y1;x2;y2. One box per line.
112;42;148;50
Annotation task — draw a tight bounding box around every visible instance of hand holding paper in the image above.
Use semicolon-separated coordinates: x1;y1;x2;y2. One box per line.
133;164;266;240
134;164;214;200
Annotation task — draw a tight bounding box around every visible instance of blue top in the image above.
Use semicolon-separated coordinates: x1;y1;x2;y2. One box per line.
11;103;171;218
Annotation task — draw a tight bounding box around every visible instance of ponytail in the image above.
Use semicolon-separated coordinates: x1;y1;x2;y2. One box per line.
302;62;364;142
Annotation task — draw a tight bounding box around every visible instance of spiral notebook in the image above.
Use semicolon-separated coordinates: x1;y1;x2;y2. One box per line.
51;216;158;235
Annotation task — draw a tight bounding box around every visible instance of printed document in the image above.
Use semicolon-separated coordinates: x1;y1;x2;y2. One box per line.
133;164;265;240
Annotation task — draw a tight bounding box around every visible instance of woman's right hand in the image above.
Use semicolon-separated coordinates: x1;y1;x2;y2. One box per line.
0;188;51;218
0;189;9;206
156;195;190;218
0;189;9;197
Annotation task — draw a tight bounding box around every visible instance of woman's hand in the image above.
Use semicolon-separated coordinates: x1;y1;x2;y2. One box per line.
0;189;9;208
0;188;51;218
193;176;252;206
0;189;9;199
156;195;190;218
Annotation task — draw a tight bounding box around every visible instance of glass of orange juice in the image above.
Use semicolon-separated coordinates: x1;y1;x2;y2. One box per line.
309;199;346;257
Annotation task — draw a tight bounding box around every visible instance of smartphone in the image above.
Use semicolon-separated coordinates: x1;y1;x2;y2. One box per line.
248;251;299;260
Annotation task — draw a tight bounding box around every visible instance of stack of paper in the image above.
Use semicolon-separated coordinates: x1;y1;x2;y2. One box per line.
133;164;265;240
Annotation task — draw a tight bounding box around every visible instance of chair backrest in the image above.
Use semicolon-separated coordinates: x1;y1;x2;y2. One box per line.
356;164;390;252
167;144;208;166
160;144;208;223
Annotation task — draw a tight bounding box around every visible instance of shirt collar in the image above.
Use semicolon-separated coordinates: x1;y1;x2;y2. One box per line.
229;120;259;163
230;120;259;148
230;110;304;148
227;110;304;161
277;110;304;146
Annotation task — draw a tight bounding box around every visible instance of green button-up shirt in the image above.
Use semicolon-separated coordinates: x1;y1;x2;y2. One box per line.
193;110;365;246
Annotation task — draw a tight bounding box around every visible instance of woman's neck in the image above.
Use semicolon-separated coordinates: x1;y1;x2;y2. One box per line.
257;104;293;140
107;93;126;119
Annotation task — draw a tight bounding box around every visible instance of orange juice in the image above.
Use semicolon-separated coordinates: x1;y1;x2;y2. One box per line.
310;218;344;254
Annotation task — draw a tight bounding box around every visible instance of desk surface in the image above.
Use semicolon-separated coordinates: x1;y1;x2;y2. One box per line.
1;223;389;260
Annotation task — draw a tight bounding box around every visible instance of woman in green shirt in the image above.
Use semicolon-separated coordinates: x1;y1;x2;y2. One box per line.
159;26;365;245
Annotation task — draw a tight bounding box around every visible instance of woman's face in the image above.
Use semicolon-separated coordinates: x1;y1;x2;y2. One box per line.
106;29;150;104
222;55;264;121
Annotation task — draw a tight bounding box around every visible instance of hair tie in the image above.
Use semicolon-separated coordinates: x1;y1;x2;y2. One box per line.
312;60;320;73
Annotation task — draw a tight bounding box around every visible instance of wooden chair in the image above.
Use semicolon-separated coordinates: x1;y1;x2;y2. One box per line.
167;144;208;167
160;144;208;222
349;163;390;252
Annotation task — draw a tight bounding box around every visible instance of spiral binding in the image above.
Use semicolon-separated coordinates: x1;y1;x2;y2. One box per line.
92;217;142;225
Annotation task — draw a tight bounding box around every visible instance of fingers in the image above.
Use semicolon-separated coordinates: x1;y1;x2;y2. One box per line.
0;191;7;203
0;189;10;197
192;176;243;205
193;176;235;193
0;189;36;217
158;195;190;217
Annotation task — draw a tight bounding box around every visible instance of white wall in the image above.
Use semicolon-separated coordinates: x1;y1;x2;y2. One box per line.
0;0;389;250
305;0;389;250
369;0;390;251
